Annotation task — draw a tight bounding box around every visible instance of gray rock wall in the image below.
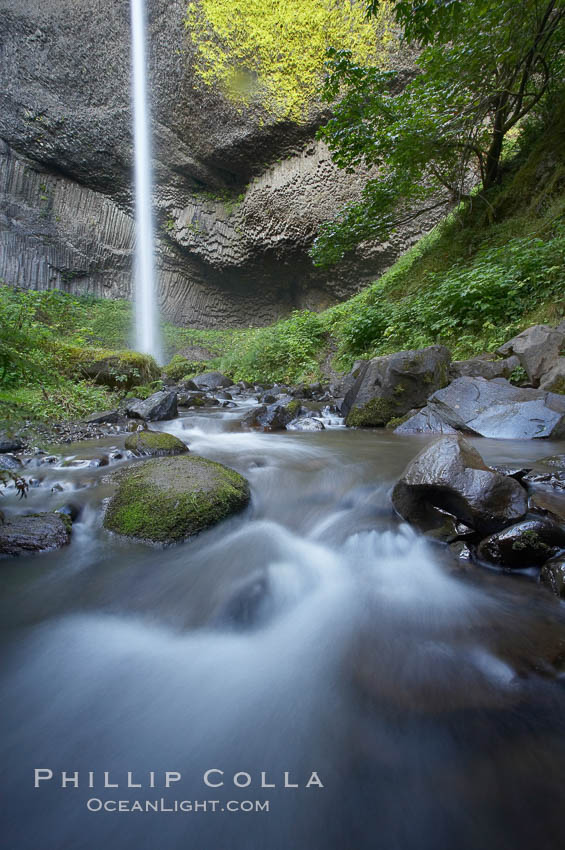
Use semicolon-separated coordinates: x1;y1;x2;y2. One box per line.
0;0;447;327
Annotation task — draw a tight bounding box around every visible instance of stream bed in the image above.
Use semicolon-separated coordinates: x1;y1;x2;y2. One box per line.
1;399;565;850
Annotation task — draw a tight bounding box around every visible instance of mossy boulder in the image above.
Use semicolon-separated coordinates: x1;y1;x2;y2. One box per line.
80;349;160;389
343;346;452;428
125;430;189;457
104;456;250;543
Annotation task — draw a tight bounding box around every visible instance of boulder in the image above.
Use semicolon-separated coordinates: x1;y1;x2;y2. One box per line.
125;391;178;422
124;430;188;457
80;352;159;389
497;324;565;385
540;554;565;598
539;357;565;394
529;489;565;524
240;405;268;428
256;403;295;431
450;355;520;381
192;372;232;390
286;417;325;431
0;432;24;453
0;512;72;557
423;377;565;439
477;519;565;568
394;408;458;435
344;346;451;427
83;409;122;424
177;393;206;408
104;456;250;544
391;436;528;536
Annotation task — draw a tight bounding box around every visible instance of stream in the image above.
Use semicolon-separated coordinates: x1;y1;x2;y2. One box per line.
2;397;565;850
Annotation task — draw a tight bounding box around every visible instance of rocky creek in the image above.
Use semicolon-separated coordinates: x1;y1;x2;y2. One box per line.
2;393;565;849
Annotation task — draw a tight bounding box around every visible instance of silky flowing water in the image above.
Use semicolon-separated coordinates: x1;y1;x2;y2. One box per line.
1;398;565;850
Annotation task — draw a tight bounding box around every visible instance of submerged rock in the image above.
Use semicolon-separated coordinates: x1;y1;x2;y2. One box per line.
497;324;565;385
415;377;565;439
124;430;188;457
344;345;451;427
104;456;250;544
540;554;565;597
286;417;325;431
213;573;271;629
0;512;72;557
392;436;528;536
125;391;178;422
477;519;565;568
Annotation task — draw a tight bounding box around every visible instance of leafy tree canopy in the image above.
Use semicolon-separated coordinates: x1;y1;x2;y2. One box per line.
311;0;565;266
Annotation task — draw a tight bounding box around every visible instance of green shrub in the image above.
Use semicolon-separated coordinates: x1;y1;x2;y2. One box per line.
220;310;325;384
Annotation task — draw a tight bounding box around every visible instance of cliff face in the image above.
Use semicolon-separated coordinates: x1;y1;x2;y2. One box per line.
0;0;443;327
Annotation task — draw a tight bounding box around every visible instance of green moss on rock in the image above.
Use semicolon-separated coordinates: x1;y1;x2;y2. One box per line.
104;455;250;544
285;399;302;417
124;430;189;457
80;349;160;389
346;398;396;427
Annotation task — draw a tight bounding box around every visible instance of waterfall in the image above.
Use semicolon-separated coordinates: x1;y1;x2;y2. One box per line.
130;0;160;361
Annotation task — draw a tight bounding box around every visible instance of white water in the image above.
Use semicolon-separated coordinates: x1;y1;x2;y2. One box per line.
130;0;159;361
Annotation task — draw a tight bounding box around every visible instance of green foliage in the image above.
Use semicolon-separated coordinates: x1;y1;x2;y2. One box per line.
509;365;529;385
220;310;326;384
0;381;115;424
327;227;565;362
163;355;196;382
312;0;565;265
185;0;394;120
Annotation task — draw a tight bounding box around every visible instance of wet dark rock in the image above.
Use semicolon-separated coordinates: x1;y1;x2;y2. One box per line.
477;519;565;568
192;372;232;390
259;393;277;404
124;430;188;457
540;554;565;597
241;406;267;428
0;433;25;453
256;403;295;431
450;354;520;382
83;409;122;424
523;470;565;490
213;573;271;629
61;455;109;468
178;379;199;391
177;392;206;408
222;401;238;408
421;377;565;439
344;345;451;427
497;324;565;385
449;541;472;562
125;391;178;422
217;391;233;400
286;417;325;431
55;503;81;522
392;436;528;536
0;512;71;557
0;454;22;472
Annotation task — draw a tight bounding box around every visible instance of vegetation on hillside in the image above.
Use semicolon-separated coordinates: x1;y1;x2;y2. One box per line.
312;0;565;266
185;0;395;120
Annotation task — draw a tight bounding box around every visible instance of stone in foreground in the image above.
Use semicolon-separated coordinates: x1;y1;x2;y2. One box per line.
405;377;565;439
124;430;188;457
392;436;528;536
497;324;564;385
0;512;72;557
343;345;451;427
104;456;250;544
125;390;178;422
540;554;565;597
477;519;565;568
